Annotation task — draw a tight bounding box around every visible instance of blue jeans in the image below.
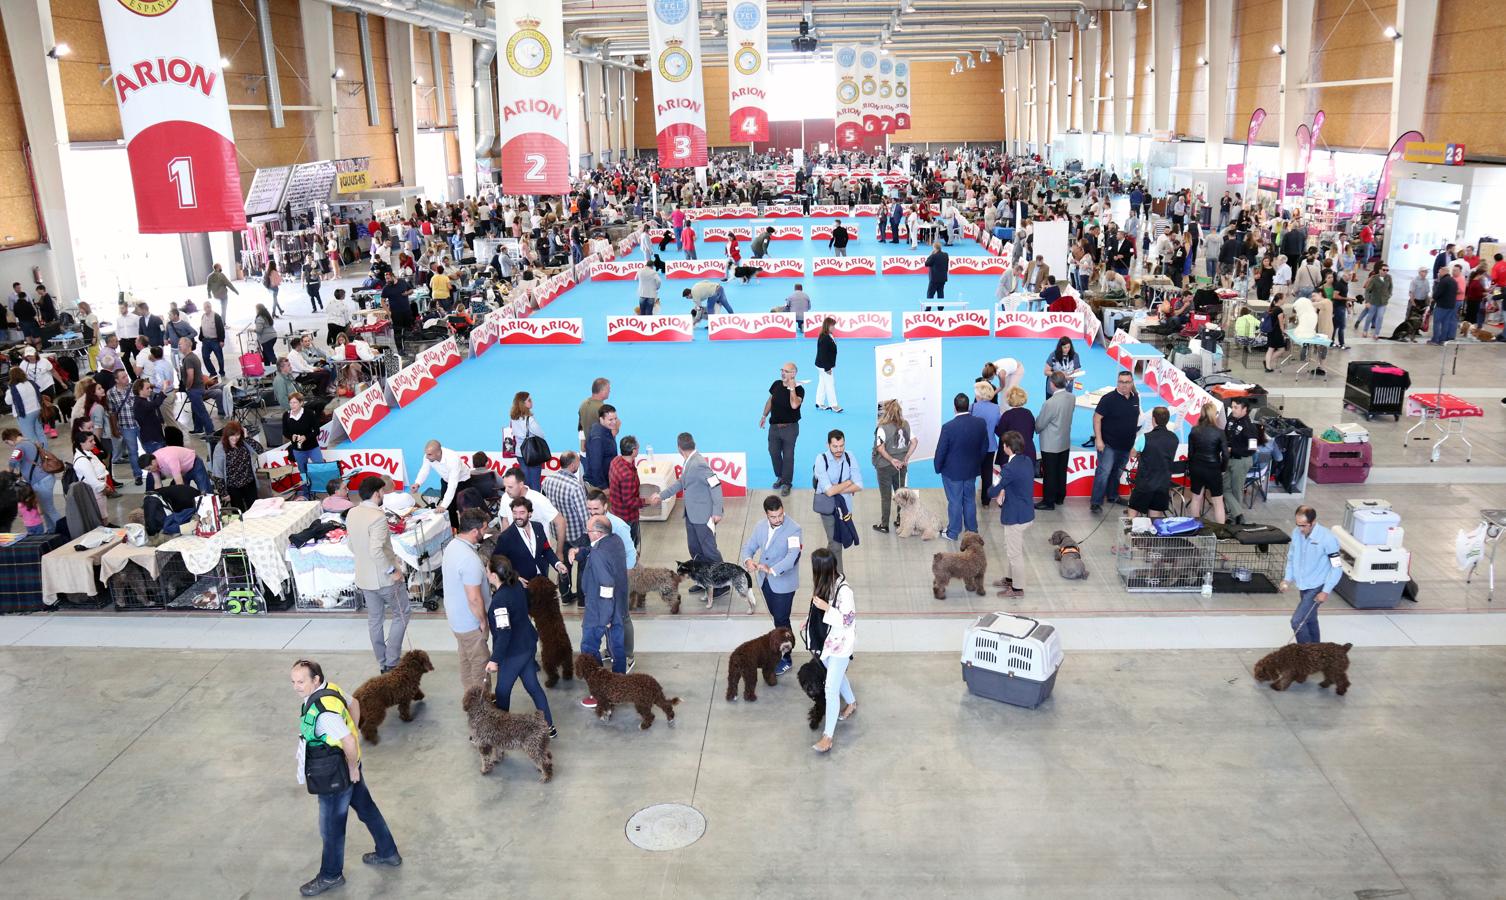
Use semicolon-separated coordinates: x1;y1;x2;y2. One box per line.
822;653;856;738
201;338;224;377
17;411;45;447
292;447;324;499
638;297;655;316
1089;444;1131;507
184;457;214;494
941;475;977;540
22;473;58;530
1354;304;1383;335
685;246;697;259
317;766;398;880
186;387;214;435
494;653;553;725
705;287;733;315
581;619;626;674
1430;306;1458;344
761;581;795;664
116;426;142;478
1292;587;1323;644
521;463;543;491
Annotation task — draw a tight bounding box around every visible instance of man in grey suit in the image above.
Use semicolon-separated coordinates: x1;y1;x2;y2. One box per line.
580;516;630;711
1034;372;1076;510
649;432;727;597
347;476;411;672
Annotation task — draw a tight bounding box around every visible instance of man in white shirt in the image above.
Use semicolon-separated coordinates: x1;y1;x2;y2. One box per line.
286;336;334;394
495;466;562;549
115;300;140;349
408;439;466;512
324;289;354;347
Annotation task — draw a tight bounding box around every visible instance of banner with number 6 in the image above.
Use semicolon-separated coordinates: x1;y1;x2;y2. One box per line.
496;1;570;194
647;0;709;168
98;0;245;233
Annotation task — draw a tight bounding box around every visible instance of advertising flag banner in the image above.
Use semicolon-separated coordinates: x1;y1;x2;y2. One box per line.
647;0;708;167
496;1;571;193
98;0;245;233
727;0;769;142
1311;110;1326;148
834;44;862;149
876;57;896;134
894;59;911;130
1373;130;1424;214
1295;124;1312;174
1246;107;1267;146
858;45;881;135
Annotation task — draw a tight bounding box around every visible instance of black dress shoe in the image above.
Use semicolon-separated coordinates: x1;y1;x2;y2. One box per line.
871;523;889;533
362;852;402;867
300;875;345;896
1033;501;1055;510
1090;504;1103;514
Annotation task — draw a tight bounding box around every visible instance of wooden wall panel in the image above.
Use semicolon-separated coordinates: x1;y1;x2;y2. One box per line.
1132;5;1152;133
1425;0;1506;160
1229;0;1284;144
333;10;400;187
1307;0;1395;150
0;16;41;247
1173;0;1207;138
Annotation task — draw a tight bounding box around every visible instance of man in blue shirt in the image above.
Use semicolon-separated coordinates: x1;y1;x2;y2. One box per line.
1281;505;1343;644
1090;371;1140;513
740;495;804;674
934;392;989;542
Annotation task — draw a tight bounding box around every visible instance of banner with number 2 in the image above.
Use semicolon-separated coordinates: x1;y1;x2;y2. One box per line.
647;0;709;168
496;1;570;194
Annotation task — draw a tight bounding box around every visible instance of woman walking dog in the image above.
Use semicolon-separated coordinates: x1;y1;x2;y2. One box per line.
809;549;857;753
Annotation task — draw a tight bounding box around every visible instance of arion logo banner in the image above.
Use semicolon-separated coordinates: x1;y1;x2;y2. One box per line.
116;0;177;15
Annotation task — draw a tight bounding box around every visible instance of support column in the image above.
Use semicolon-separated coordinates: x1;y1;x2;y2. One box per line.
451;33;477;198
1204;0;1231;167
1278;0;1315;174
1080;24;1099;138
298;0;338;161
1053;32;1072;145
1390;0;1437;139
1111;10;1133;171
1033;42;1051;155
385;20;418;188
1151;0;1175;133
4;0;78;298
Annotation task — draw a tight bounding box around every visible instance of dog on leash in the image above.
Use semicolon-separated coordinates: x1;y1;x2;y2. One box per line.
1253;642;1353;694
676;559;755;611
526;576;574;687
461;686;554;781
931;531;988;599
629;565;684;613
797;657;828;730
575;653;681;730
894;488;943;540
725;627;795;702
351;649;434;745
1048;530;1089;579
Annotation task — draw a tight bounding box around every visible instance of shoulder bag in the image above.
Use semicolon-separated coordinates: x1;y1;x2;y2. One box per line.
302;688;354;795
518;417;551;467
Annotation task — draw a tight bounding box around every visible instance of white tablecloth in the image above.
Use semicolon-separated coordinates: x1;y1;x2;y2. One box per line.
161;501;321;591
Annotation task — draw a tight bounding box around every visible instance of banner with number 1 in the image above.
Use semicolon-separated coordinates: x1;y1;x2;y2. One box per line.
496;1;570;194
647;0;708;168
98;0;244;233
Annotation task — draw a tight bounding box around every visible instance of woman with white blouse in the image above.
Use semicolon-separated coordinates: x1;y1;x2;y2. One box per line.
810;548;857;753
72;432;110;518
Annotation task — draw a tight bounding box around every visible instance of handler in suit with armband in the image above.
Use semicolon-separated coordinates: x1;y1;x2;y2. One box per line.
648;432;726;596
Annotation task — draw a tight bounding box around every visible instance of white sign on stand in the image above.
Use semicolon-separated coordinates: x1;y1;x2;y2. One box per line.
874;338;943;464
1033;218;1071;287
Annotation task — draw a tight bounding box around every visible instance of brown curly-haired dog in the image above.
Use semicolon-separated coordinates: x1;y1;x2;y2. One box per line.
931;531;987;599
351;649;434;745
725;627;795;701
1253;642;1353;694
575;652;681;730
526;576;574;687
629;565;683;613
461;686;554;781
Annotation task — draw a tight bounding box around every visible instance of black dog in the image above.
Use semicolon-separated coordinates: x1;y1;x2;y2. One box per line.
797;657;828;731
675;559;753;609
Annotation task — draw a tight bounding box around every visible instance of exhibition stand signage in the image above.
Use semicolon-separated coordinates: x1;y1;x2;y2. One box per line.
743;258;805;277
592;261;643;280
902;310;991;339
335;382;392;442
259;447;409;491
606;315;695;342
708;313;798;340
880;255;927;275
994;311;1093;340
802;311;892;338
389;338;462;408
495;317;584;345
947;256;1011;276
811;222;861;242
703;226;754;242
646;0;709;167
812;256;877;276
666;259;727;279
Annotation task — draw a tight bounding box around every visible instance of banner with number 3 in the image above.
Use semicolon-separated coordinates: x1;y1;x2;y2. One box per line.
497;2;570;194
647;0;709;168
726;0;769;142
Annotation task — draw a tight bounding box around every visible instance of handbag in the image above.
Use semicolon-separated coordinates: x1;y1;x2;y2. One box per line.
32;441;65;475
239;352;265;377
518;418;551;467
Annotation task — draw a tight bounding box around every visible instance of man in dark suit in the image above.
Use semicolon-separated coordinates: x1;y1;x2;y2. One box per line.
583;404;618;489
494;496;566;581
933;392;989;542
924;241;950;300
580;516;630;705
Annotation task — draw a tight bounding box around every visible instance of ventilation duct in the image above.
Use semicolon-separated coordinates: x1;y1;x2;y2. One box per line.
474;41;496;156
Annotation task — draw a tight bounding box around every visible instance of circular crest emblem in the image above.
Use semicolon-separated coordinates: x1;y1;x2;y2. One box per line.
732;1;761;30
879;58;894;75
881;359;896;378
115;0;177;15
654;0;690;25
836;47;856;68
506;24;552;78
734;46;761;76
659;46;693;82
896;83;908;98
879;82;892;99
860;50;878;69
861;76;876;96
895;61;909;77
837;78;859;104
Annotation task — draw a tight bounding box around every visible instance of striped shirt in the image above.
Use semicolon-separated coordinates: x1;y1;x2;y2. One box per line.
541;468;589;542
108;385;137;430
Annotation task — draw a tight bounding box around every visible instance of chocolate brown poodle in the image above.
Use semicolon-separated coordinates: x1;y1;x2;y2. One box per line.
725;627;795;701
1253;642;1353;694
931;531;987;599
462;685;553;781
574;652;681;730
527;576;575;687
351;649;434;745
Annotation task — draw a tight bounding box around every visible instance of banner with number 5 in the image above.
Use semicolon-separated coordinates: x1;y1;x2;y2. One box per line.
98;0;245;233
726;0;769;142
497;1;570;194
647;0;708;168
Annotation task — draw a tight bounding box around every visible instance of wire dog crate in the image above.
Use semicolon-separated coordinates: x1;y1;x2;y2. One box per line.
1115;518;1217;593
108;552;199;610
1211;529;1291;594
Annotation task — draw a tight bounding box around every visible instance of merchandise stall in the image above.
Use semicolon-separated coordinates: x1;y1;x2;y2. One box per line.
158;500;322;611
288;505;452;612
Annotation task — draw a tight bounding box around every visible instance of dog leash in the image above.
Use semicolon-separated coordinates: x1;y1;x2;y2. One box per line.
1287;600;1319;645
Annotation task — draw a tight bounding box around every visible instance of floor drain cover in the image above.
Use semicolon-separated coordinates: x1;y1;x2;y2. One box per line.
625;803;706;851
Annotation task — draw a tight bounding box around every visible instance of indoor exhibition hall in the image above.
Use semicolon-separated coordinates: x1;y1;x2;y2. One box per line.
2;0;1505;896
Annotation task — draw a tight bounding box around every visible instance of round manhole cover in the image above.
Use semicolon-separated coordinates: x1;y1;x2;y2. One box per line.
625;803;706;851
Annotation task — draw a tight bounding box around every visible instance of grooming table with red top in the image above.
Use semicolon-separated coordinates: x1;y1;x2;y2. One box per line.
1404;392;1482;461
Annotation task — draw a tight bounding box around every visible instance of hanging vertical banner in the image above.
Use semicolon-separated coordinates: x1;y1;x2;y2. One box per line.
496;2;571;194
1372;130;1425;215
834;44;862;149
858;45;881;135
646;0;708;167
1310;109;1326;147
1245;108;1267;146
894;59;911;130
877;56;896;134
1295;124;1312;174
98;0;245;233
727;0;769;142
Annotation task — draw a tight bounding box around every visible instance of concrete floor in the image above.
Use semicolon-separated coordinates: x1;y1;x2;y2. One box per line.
1;645;1503;899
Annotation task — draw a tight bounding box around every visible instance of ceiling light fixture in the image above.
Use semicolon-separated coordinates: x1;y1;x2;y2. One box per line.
1272;43;1285;55
333;67;344;78
220;56;231;69
46;44;70;60
1196;56;1207;66
1383;25;1400;39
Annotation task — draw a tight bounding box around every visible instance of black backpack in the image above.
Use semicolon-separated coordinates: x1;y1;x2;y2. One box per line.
141;492;171;536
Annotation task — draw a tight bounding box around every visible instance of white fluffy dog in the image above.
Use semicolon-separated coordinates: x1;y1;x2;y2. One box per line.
894;488;943;540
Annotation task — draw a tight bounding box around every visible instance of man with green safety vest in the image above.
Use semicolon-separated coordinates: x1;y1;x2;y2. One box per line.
292;659;401;896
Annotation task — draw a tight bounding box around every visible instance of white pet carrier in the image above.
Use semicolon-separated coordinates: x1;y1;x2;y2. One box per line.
960;613;1064;709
